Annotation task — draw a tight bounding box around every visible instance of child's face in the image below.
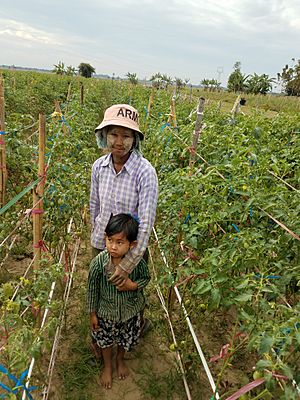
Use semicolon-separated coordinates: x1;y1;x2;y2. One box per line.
105;232;133;259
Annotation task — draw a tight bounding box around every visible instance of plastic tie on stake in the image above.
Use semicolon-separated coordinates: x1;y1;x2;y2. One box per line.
31;209;44;215
0;364;38;399
37;165;49;188
60;115;72;133
184;214;191;224
254;273;281;279
232;223;240;233
33;240;48;252
161;122;170;131
0;131;6;135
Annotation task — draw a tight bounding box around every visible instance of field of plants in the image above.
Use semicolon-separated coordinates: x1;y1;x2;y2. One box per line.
0;69;299;400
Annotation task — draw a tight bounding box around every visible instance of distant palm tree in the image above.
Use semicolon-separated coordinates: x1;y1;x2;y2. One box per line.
126;72;138;85
227;61;249;92
201;79;211;91
65;66;76;76
78;63;95;78
53;61;65;75
245;73;275;95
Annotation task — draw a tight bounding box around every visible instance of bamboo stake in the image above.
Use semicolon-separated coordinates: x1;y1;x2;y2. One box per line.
64;82;72;113
167;91;177;128
189;97;205;173
0;74;7;207
189;84;193;103
144;88;155;131
54;101;69;135
12;76;16;94
33;114;46;270
67;82;72;102
147;87;155;116
231;94;241;119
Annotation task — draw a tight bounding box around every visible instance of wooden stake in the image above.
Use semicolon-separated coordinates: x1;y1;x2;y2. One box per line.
147;87;155;116
54;101;69;135
167;91;177;128
80;82;84;105
189;84;193;103
144;88;155;131
189;97;205;173
0;74;7;207
12;76;16;94
67;82;72;102
231;94;241;119
33;114;46;270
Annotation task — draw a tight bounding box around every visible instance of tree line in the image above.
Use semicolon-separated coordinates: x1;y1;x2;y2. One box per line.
52;59;300;96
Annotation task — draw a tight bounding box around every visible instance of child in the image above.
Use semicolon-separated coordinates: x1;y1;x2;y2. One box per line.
87;213;150;389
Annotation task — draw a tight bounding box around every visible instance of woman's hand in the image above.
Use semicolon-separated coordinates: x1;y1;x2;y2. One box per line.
116;278;137;292
109;265;129;285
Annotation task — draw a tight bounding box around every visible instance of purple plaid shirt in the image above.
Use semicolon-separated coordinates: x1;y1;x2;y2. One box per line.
90;151;158;273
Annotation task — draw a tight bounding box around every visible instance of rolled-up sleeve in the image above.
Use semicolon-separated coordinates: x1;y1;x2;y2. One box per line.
119;166;158;273
90;161;100;229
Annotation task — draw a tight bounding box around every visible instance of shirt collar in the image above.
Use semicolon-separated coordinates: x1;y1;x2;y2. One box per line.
122;151;139;175
101;151;139;175
100;154;111;167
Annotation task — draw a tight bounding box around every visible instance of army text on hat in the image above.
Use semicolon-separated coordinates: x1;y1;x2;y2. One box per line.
116;107;139;123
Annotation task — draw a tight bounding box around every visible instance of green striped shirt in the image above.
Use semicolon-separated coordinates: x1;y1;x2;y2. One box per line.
87;250;150;322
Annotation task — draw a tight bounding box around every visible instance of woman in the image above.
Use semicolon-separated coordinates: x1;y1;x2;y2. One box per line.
90;103;158;287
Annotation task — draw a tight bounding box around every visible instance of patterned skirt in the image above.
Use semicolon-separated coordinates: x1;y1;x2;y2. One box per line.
92;314;141;352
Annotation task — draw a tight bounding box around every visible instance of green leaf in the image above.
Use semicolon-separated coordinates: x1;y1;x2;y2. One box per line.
211;288;221;308
235;293;253;302
281;364;294;380
259;335;274;354
256;359;272;370
236;279;250;289
193;280;212;295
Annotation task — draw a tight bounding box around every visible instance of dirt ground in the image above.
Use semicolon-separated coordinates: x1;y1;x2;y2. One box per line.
2;243;257;399
43;245;193;400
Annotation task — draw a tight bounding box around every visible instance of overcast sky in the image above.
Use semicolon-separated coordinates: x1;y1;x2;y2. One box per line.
0;0;299;87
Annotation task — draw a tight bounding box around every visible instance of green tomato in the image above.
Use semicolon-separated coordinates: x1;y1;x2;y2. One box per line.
253;370;263;380
169;343;177;351
2;283;14;298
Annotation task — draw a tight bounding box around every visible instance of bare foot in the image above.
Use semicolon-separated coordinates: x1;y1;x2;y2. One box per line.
100;366;112;389
116;358;129;380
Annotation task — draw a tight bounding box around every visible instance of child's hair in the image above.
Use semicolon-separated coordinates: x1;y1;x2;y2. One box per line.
105;213;139;242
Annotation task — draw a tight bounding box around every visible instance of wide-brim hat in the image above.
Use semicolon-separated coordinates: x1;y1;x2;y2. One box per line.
95;104;144;140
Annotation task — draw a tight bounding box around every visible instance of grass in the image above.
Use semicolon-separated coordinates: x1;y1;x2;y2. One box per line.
51;249;189;400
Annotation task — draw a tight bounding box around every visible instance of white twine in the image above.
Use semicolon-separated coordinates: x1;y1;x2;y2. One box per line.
22;218;73;400
152;227;220;400
42;237;80;400
148;248;192;400
272;349;300;395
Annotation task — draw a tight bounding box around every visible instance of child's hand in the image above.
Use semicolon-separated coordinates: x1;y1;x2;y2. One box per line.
117;278;137;292
90;313;99;330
